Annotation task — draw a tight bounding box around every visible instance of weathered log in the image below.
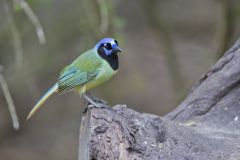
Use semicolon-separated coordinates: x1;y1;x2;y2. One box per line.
78;40;240;160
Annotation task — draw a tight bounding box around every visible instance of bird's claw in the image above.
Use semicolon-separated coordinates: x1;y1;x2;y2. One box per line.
87;104;107;109
82;101;108;114
82;93;109;114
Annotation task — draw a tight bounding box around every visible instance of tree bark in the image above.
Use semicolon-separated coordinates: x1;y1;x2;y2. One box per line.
78;39;240;160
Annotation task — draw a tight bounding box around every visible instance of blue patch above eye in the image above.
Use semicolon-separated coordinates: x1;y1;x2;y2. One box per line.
112;43;117;49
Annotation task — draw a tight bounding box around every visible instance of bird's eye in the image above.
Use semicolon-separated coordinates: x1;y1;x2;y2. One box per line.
105;43;112;50
114;40;118;46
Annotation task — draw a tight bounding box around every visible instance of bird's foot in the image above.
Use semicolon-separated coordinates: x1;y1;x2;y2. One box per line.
87;101;106;109
85;92;108;105
82;94;108;113
82;102;108;114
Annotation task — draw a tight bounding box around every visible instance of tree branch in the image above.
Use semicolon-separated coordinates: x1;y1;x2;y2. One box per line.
78;39;240;160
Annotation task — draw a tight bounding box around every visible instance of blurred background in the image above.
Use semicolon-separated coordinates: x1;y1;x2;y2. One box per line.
0;0;240;159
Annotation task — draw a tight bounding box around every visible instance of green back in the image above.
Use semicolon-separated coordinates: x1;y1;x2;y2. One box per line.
58;49;102;93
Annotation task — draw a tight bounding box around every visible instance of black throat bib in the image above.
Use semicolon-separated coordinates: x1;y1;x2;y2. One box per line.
98;47;119;71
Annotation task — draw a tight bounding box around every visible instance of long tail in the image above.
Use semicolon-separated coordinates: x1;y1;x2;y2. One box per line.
26;83;58;120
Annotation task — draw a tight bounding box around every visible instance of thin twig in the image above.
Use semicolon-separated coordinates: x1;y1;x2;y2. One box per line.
0;66;20;130
3;0;23;70
96;0;109;34
13;0;46;44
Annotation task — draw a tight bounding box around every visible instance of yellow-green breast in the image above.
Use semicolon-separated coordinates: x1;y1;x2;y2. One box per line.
84;60;117;91
75;50;118;95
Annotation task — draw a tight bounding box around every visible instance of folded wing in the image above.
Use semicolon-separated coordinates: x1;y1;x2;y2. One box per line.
58;66;99;94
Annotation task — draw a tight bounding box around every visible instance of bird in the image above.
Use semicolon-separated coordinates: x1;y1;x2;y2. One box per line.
26;38;122;120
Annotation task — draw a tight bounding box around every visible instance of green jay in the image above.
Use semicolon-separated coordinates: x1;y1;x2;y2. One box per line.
27;38;122;120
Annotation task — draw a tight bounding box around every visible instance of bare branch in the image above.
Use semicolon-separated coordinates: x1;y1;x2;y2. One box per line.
0;66;20;130
13;0;46;44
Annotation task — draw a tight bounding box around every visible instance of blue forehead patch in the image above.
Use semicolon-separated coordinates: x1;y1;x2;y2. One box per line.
94;38;116;49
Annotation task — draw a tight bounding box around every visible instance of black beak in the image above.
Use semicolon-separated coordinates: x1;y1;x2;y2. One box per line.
112;46;122;53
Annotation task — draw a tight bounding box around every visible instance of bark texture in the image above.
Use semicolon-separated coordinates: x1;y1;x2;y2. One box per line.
78;39;240;160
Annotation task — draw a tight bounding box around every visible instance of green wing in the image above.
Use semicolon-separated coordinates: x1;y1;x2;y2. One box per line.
58;50;102;94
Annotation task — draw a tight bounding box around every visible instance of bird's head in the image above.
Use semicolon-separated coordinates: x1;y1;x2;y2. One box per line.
94;38;122;56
